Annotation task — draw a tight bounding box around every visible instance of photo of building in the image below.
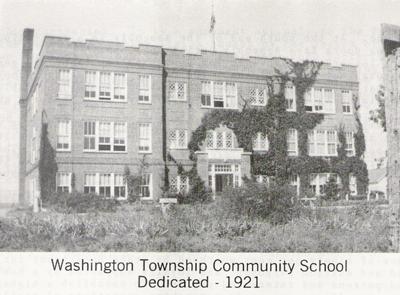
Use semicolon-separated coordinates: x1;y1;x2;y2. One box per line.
19;29;362;204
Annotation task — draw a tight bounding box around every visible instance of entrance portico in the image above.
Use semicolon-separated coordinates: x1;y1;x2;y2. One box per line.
195;148;251;195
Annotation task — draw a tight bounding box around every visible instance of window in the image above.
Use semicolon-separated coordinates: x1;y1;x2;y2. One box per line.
140;173;152;199
308;130;338;156
113;123;127;152
99;72;111;100
206;131;214;149
316;130;325;155
285;85;296;111
216;131;224;148
249;88;267;106
342;90;352;114
225;83;237;108
31;127;38;164
214;164;232;172
84;121;96;151
344;132;355;156
99;173;111;197
304;87;336;113
327;131;337;155
226;131;233;148
58;69;72;99
349;174;357;195
170;175;189;194
57;120;71;151
85;71;97;99
84;173;127;198
214;82;224;108
168;82;186;101
314;88;323;111
287;129;298;156
139;123;152;152
114;73;126;100
114;174;126;199
309;173;339;196
324;89;335;113
84;121;127;152
253;132;269;151
206;130;235;149
139;75;151;103
256;175;271;185
305;88;313;112
98;122;111;151
289;174;300;196
201;81;212;106
84;174;96;194
84;71;127;102
169;129;187;149
201;81;237;109
31;85;38;116
56;172;71;193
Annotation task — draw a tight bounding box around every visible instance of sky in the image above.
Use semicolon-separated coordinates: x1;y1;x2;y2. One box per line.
0;0;397;202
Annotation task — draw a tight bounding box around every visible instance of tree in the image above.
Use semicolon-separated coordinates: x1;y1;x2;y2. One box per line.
323;176;339;201
369;85;386;131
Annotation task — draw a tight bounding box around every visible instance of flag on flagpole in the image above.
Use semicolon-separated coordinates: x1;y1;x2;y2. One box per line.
209;12;216;33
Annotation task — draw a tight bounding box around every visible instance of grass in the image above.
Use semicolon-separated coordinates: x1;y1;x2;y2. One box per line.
0;201;394;252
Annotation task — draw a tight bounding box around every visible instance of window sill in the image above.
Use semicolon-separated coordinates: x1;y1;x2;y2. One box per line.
56;97;72;100
286;109;297;112
170;147;188;150
83;98;128;103
169;99;187;102
56;149;71;152
138;101;152;105
138;151;152;154
83;150;128;154
200;106;239;110
140;197;154;201
305;110;336;115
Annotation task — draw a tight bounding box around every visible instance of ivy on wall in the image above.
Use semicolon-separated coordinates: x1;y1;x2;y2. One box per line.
38;123;57;202
183;60;369;197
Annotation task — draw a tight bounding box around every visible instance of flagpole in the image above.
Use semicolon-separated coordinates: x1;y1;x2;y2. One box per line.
212;0;215;51
210;0;215;51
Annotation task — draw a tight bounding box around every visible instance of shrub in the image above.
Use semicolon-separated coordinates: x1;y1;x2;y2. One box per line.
176;175;213;204
44;192;120;213
322;175;340;201
219;179;298;224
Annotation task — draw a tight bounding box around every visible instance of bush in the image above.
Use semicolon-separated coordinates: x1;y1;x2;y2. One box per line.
322;176;340;201
219;179;298;224
176;175;213;204
44;192;120;213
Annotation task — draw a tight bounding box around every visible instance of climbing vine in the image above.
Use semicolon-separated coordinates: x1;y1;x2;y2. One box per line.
39;122;58;202
180;60;369;198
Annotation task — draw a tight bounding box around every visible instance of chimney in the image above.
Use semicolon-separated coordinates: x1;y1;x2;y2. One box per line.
20;28;34;100
19;28;34;204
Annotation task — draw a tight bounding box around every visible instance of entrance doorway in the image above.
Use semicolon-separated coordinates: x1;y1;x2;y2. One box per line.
215;174;233;193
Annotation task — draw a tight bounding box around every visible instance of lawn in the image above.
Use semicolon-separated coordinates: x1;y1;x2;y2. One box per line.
0;201;394;252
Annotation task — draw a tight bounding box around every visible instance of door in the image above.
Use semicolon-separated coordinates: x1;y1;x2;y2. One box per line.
215;174;233;194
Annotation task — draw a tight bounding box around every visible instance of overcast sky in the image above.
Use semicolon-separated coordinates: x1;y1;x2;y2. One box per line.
0;0;398;202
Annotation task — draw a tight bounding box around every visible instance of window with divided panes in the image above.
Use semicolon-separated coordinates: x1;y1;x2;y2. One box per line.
168;82;186;101
57;120;71;151
249;88;267;106
253;132;269;151
169;129;187;149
